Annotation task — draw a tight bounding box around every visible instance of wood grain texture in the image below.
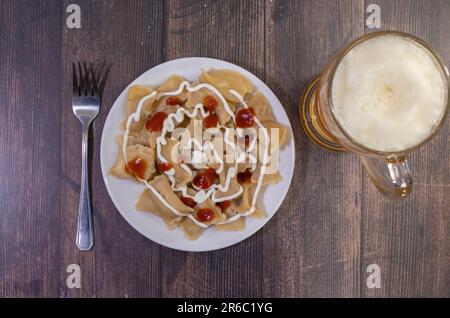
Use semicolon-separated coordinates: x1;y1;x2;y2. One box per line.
0;0;448;298
361;0;450;297
0;0;63;297
262;0;364;298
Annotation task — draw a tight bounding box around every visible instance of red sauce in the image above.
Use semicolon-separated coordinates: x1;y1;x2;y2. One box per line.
196;208;215;222
203;114;219;128
192;168;218;189
244;135;250;148
203;95;218;112
217;200;231;211
180;196;197;208
158;162;173;172
126;157;147;180
235;107;255;128
145;112;168;132
237;168;252;184
166;96;181;106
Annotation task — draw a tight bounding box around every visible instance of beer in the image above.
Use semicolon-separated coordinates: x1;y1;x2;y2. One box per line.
331;34;447;152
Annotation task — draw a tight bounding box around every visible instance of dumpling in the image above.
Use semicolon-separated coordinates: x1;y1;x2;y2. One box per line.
125;144;156;181
200;69;253;103
129;95;157;134
180;199;225;240
136;188;182;230
185;87;231;125
109;136;132;179
157;75;185;92
212;164;242;201
158;138;193;188
180;217;205;241
193;199;226;226
214;201;245;231
251;163;282;185
148;175;194;214
126;85;153;117
247;91;275;122
262;120;289;150
214;218;245;231
236;183;254;214
136;175;194;230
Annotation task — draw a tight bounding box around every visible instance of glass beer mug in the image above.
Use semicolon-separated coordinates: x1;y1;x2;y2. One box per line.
300;31;449;198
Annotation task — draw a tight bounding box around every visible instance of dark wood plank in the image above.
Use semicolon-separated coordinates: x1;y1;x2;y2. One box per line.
0;0;63;297
361;0;450;297
262;0;364;297
159;0;267;298
59;0;164;297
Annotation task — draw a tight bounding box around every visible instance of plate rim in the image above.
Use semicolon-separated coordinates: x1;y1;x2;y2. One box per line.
100;57;296;252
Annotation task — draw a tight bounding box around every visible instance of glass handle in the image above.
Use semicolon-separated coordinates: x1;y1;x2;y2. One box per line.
360;155;412;199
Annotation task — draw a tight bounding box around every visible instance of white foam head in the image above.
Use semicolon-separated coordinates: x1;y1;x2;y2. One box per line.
331;34;447;152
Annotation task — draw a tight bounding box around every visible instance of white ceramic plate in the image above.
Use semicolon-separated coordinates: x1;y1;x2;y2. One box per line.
100;57;295;252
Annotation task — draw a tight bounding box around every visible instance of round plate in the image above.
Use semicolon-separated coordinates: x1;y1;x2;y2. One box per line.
100;57;295;252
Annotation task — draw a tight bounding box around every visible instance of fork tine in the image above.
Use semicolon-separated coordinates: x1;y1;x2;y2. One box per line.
90;63;98;96
72;62;79;96
78;62;85;96
83;62;89;96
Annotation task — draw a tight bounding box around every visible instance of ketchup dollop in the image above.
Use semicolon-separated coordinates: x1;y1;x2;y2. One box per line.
237;168;252;184
203;114;219;128
158;162;173;172
126;157;147;180
217;200;231;211
180;196;197;208
192;168;218;189
235;107;255;128
203;95;218;112
166;96;181;106
196;208;215;222
145;112;168;132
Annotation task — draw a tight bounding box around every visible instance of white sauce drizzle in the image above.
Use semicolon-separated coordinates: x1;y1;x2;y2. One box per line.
122;81;270;228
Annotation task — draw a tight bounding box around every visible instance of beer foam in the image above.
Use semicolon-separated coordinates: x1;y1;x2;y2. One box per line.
331;35;447;152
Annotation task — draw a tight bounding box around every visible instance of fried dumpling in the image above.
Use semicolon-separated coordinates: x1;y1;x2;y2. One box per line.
236;182;255;214
180;199;225;240
214;201;245;231
126;144;156;181
137;175;193;230
200;69;253;103
159;138;193;188
194;199;226;226
149;175;194;211
247;91;275;122
212;164;242;201
136;188;182;230
185;87;231;125
109;136;132;179
251;163;282;185
157;75;185;92
126;85;153;117
262;120;289;150
180;217;205;241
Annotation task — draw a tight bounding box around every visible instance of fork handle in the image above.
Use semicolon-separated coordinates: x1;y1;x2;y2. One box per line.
76;124;94;251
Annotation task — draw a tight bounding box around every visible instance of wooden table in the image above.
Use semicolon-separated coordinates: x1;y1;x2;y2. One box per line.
0;0;449;298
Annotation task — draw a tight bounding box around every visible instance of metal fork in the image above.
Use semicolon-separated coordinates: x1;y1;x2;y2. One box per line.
72;62;100;251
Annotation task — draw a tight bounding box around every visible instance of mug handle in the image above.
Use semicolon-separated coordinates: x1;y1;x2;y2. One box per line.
360;155;412;199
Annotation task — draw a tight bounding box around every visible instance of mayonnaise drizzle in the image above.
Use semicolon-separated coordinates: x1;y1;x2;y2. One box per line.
122;81;270;228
